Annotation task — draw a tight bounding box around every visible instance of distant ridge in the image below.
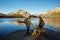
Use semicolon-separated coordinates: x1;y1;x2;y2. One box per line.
0;6;60;18
33;6;60;18
7;10;31;18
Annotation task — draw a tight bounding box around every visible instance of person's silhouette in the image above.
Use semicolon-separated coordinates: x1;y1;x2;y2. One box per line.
24;16;31;35
33;16;45;40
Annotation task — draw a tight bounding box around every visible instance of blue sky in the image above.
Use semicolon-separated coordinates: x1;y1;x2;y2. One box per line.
0;0;60;14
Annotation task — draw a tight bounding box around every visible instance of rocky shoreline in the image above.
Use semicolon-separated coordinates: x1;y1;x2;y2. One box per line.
0;28;60;40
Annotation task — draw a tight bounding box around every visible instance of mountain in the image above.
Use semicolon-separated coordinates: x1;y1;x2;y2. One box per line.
43;6;60;18
7;10;31;18
0;6;60;18
0;10;37;18
0;13;7;18
0;13;4;17
33;6;60;18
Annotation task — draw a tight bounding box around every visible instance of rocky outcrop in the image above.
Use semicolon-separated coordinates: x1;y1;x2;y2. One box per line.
7;10;31;18
43;6;60;18
0;13;7;18
33;6;60;18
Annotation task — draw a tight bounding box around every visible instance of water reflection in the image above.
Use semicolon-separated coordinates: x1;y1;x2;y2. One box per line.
44;19;60;28
9;20;23;25
0;18;60;36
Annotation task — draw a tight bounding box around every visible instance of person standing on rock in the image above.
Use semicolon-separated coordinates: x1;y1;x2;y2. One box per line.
24;16;31;35
38;16;45;29
33;16;45;40
37;16;45;39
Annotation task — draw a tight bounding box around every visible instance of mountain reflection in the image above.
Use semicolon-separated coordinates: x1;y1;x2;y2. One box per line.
9;20;25;25
44;19;60;28
9;18;60;29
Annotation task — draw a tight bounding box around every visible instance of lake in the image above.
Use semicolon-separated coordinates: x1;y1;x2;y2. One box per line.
0;18;60;36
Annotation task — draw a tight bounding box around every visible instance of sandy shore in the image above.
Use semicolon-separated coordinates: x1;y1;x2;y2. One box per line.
0;29;60;40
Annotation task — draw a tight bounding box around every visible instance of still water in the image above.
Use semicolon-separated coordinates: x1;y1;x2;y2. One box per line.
0;18;60;36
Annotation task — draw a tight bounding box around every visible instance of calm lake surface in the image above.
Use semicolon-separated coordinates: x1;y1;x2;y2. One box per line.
0;18;60;36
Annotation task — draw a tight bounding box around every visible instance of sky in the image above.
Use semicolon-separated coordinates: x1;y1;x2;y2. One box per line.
0;0;60;14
